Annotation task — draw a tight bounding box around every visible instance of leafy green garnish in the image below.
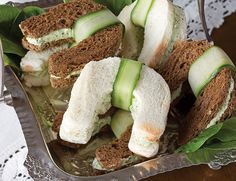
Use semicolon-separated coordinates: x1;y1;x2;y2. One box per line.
0;5;21;36
207;117;236;144
176;123;223;153
0;4;44;71
64;0;134;15
177;117;236;164
187;141;236;164
95;0;133;15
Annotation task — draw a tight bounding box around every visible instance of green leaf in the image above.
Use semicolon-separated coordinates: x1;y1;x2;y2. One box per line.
63;0;70;3
95;0;133;15
206;117;236;144
178;118;236;164
22;6;45;18
186;148;221;164
187;141;236;164
176;123;223;153
3;53;22;77
0;5;21;35
0;33;26;57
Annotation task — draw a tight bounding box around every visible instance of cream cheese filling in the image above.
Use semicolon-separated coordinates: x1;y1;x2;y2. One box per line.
50;69;82;80
26;28;73;46
207;77;234;128
171;83;182;102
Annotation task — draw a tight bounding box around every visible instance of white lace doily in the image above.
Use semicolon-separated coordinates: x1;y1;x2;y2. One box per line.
174;0;236;40
0;0;235;181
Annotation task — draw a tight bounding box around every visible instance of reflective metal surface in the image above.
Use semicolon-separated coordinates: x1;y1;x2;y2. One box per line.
0;39;13;106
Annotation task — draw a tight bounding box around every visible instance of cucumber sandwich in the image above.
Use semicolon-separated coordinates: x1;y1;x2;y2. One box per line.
19;0;124;88
118;0;186;69
58;57;170;170
160;40;236;145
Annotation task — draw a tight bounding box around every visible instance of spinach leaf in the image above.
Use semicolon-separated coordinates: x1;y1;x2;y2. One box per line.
95;0;133;15
3;54;21;72
22;6;45;18
0;5;21;36
178;118;236;164
206;117;236;144
187;141;236;164
176;123;223;153
0;33;25;57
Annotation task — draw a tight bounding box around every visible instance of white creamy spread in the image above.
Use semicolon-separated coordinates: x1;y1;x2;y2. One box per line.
50;69;83;80
207;77;234;128
171;83;182;102
26;28;73;46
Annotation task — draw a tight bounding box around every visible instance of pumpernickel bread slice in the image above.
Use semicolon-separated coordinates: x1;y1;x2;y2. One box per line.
94;128;135;170
20;0;105;51
48;24;123;88
179;68;236;145
160;40;212;92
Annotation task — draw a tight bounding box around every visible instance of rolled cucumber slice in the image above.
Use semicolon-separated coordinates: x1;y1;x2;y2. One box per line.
188;46;236;97
131;0;153;27
73;9;121;46
112;58;142;111
111;110;134;139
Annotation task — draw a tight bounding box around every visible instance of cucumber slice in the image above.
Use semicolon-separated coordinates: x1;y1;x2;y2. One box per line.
111;110;134;139
188;46;236;97
112;59;142;111
73;9;121;46
131;0;153;27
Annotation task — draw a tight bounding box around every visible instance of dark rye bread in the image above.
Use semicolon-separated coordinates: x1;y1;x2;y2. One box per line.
20;0;105;51
160;40;212;92
49;24;123;88
179;68;236;145
20;0;104;38
95;128;134;170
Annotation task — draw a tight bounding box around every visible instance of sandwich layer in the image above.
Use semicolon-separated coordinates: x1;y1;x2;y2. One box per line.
59;58;121;144
179;68;236;145
48;24;123;88
160;40;212;95
20;0;105;51
59;57;170;158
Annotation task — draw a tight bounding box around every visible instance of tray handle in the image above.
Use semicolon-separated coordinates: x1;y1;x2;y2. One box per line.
0;39;13;106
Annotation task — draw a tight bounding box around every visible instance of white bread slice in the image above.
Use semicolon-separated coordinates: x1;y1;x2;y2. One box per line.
59;57;170;158
118;0;186;69
129;66;171;157
138;0;174;68
59;57;121;144
118;1;144;59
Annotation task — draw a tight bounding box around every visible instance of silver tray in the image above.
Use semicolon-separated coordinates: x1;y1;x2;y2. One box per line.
3;0;236;180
